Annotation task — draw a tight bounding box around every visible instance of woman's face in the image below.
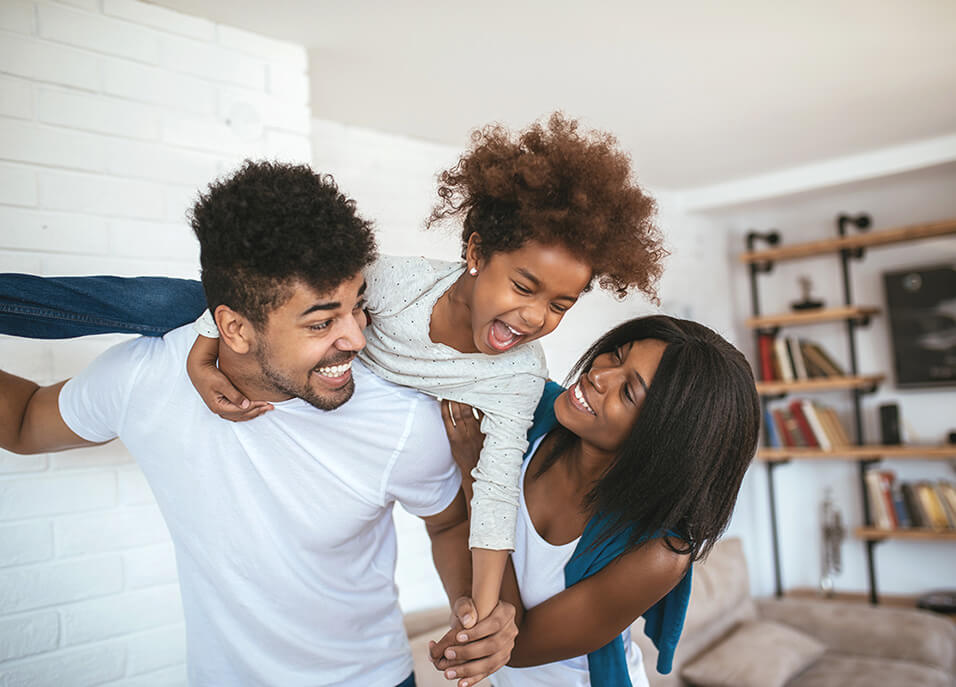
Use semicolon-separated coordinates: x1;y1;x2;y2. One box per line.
466;238;592;355
555;338;668;454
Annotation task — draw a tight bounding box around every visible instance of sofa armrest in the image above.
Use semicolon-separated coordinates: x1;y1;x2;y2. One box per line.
756;598;956;673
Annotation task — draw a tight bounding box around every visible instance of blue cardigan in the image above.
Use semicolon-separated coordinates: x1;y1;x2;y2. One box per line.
525;382;692;686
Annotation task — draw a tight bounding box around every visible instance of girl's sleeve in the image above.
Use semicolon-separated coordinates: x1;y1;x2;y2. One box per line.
0;274;206;339
467;371;546;551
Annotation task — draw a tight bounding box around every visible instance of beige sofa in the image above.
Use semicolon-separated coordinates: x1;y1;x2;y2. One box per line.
404;538;956;687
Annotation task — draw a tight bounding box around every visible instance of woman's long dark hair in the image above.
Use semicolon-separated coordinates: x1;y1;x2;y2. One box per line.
539;315;760;562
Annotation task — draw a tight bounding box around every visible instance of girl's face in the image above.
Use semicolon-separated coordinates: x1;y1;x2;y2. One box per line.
555;338;668;454
466;238;592;355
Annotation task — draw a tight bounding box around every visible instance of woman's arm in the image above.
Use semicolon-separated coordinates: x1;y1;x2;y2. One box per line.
432;538;688;670
506;539;688;666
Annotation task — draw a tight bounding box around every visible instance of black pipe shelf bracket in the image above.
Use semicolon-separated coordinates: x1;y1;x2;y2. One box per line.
837;213;872;261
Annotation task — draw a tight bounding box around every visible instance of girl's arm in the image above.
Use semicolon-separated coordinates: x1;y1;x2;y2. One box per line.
185;314;273;422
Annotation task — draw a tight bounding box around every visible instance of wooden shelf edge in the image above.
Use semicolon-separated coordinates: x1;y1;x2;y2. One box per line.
747;306;881;330
855;527;956;542
756;375;885;395
740;218;956;264
757;445;956;462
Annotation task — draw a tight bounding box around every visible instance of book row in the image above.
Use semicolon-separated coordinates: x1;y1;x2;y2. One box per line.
757;335;847;382
865;471;956;531
762;399;852;450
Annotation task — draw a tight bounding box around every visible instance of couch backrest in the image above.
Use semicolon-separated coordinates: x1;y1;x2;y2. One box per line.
635;537;757;687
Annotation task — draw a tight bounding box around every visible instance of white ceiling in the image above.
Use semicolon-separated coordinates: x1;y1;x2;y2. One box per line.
151;0;956;190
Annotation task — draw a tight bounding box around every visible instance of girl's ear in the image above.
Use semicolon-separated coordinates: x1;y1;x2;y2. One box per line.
215;305;253;355
465;232;484;273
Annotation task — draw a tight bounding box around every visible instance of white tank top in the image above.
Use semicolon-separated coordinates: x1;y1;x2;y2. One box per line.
492;437;650;687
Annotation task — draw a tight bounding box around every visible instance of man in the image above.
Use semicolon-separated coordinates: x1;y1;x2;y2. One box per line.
0;161;515;686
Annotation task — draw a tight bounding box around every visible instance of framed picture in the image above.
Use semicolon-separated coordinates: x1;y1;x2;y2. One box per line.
883;264;956;388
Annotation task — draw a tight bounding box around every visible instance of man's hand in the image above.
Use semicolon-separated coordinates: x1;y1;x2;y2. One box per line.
428;597;517;687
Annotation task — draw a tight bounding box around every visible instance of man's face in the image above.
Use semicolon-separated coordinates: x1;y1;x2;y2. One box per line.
252;273;368;411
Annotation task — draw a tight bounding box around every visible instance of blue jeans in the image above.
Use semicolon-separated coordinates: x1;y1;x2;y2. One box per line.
0;274;207;339
395;673;416;687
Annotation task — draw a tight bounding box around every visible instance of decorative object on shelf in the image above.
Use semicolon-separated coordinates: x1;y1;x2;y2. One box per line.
820;489;845;597
792;275;824;311
879;403;901;445
883;264;956;388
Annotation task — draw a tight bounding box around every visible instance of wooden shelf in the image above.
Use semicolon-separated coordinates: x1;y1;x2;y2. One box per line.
747;306;880;330
856;527;956;542
756;375;884;395
757;445;956;462
740;218;956;264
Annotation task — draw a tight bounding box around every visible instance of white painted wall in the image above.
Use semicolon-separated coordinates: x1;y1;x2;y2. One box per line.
702;162;956;598
0;1;309;683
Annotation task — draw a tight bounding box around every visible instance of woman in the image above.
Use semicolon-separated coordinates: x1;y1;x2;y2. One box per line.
432;315;760;687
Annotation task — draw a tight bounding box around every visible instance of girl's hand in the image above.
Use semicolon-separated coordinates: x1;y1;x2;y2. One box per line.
186;335;272;422
440;400;484;473
428;597;517;687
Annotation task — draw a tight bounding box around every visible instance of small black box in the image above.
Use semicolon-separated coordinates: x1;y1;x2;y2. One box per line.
879;403;901;445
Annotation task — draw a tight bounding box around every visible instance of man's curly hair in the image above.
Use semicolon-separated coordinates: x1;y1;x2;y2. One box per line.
189;160;377;328
428;113;666;301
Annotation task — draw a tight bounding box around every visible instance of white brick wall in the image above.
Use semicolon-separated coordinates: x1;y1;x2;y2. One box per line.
0;1;310;681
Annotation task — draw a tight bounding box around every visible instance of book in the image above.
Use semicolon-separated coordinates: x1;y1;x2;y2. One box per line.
801;341;847;377
865;470;892;529
782;409;807;447
788;337;808;380
891;481;912;528
772;409;796;447
758;334;776;381
938;482;956;524
798;340;829;378
801;400;832;451
901;483;925;528
788;401;819;448
916;482;951;530
820;408;852;446
762;408;781;447
815;407;847;448
877;471;899;528
934;482;956;528
773;337;794;382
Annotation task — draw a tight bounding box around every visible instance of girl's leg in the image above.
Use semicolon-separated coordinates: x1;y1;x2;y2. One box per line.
0;274;206;339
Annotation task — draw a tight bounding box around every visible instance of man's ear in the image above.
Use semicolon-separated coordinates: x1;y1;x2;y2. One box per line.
465;232;484;273
214;305;254;355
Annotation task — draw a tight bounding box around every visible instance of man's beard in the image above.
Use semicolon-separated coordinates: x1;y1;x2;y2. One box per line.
254;343;355;411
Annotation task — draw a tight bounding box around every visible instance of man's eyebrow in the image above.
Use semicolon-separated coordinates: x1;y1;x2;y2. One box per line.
298;281;367;318
299;301;340;317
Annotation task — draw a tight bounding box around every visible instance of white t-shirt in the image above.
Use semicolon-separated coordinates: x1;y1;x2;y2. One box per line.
492;438;649;687
59;325;461;687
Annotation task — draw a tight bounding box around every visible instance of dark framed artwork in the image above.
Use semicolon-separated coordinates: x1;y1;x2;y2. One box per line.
883;264;956;388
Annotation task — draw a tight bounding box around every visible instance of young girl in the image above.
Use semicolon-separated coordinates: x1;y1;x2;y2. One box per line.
1;113;666;625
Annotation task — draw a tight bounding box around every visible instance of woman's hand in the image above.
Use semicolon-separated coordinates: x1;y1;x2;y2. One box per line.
186;335;272;422
440;400;484;474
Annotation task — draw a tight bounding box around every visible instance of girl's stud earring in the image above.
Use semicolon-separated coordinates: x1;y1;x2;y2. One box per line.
469;267;478;276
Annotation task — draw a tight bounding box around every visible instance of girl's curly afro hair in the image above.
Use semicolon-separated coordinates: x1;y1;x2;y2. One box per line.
428;113;666;301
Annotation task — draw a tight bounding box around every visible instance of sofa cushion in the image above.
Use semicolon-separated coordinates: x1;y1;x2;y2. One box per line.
679;619;825;687
786;652;954;687
756;597;956;673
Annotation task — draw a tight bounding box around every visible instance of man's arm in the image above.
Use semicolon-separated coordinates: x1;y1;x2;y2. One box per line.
0;371;99;454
